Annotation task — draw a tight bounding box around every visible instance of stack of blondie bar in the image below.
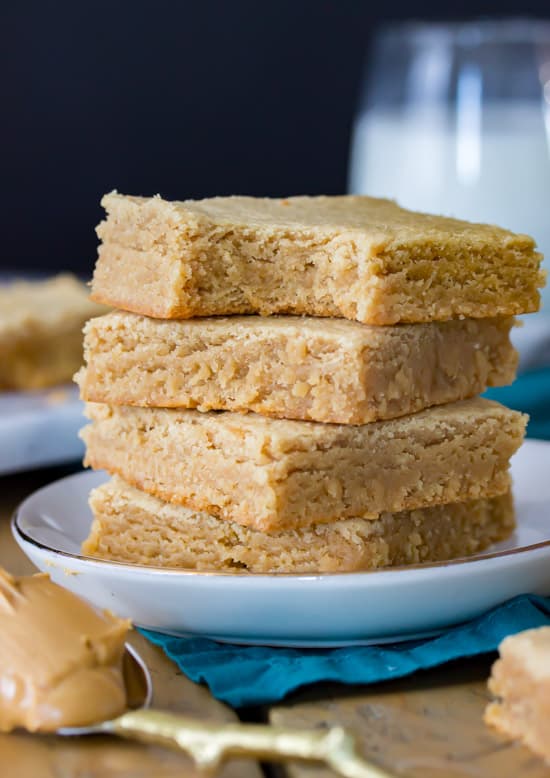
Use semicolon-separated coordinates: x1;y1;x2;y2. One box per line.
76;193;543;573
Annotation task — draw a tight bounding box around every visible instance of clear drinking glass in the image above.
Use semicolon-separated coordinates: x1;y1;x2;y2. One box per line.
349;19;550;351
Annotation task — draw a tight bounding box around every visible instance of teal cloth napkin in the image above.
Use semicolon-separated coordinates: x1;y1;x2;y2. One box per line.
484;365;550;439
140;595;550;707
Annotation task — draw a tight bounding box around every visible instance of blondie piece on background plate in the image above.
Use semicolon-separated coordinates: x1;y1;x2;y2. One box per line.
91;192;543;323
77;312;518;424
485;627;550;760
81;398;526;532
84;477;515;574
0;275;105;391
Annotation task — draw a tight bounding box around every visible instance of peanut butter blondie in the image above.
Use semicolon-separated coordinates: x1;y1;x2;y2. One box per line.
81;398;526;532
76;312;517;424
91;192;543;323
0;275;105;391
84;477;515;574
485;627;550;761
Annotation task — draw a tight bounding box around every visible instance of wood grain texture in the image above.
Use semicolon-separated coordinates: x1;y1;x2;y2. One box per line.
0;466;262;778
269;664;550;778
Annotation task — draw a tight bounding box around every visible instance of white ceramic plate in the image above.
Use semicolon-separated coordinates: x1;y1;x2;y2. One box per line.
12;439;550;647
0;385;85;475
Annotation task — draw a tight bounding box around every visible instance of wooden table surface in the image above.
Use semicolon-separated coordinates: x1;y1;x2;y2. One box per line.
2;466;549;778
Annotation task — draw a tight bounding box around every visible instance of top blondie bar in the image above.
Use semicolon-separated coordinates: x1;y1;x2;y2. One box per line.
91;192;544;324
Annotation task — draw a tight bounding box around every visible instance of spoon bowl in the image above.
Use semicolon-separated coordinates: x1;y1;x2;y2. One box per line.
57;643;152;736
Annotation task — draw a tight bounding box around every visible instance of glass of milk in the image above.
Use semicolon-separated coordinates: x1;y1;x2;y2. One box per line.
349;19;550;364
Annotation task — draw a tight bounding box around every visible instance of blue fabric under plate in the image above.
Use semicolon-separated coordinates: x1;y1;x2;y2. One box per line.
484;366;550;439
140;595;550;708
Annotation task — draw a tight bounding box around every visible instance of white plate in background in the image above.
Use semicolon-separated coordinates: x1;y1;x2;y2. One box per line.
11;440;550;647
0;384;85;475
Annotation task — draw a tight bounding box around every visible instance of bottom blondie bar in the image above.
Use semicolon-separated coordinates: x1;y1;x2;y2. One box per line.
83;477;515;574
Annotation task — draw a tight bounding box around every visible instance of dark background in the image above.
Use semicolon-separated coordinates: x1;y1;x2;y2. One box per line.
2;0;550;275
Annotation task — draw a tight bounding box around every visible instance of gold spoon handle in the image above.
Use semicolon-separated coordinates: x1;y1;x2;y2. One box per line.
105;709;392;777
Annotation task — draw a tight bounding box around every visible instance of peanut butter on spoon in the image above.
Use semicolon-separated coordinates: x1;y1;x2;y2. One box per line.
0;568;393;776
0;567;131;732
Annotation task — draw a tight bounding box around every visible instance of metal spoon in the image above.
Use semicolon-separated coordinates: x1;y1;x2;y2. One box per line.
57;643;392;778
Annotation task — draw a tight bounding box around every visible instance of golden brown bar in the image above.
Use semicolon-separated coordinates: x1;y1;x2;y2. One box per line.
76;312;518;424
81;399;526;532
84;477;515;574
485;627;550;760
91;192;543;324
0;275;105;391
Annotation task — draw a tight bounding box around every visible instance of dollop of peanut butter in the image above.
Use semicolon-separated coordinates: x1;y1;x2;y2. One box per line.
0;568;131;732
